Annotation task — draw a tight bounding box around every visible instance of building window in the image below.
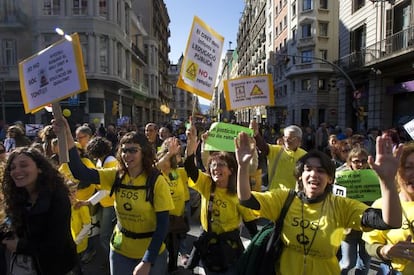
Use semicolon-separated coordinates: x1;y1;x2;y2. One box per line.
320;0;328;9
319;49;328;60
303;0;312;11
319;22;328;37
292;28;296;41
43;0;60;15
301;23;312;38
1;39;16;66
301;50;313;63
73;0;87;15
350;25;366;52
99;0;107;17
302;79;312;91
79;34;88;72
292;1;296;17
353;0;365;13
283;16;287;29
318;79;327;90
99;36;108;73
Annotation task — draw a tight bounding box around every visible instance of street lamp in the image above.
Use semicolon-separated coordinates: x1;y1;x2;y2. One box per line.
55;27;72;41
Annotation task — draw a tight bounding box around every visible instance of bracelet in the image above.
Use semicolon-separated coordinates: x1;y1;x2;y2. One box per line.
377;245;391;261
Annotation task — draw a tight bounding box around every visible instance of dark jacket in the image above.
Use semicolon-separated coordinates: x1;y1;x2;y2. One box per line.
16;184;77;275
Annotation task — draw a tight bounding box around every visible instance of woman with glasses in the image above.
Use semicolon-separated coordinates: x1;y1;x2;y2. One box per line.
363;143;414;275
335;147;372;274
53;118;174;275
184;121;257;275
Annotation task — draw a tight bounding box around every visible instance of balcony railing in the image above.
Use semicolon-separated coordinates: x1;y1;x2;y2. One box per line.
337;25;414;71
131;82;149;98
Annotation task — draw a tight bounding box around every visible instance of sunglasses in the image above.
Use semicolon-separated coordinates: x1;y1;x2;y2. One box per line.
121;147;140;154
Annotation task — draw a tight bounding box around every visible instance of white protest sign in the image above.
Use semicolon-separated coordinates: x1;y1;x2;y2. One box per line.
404;118;414;140
18;33;88;113
177;16;224;100
224;74;275;110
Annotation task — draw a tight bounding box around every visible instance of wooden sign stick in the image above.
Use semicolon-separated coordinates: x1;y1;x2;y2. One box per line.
52;102;69;163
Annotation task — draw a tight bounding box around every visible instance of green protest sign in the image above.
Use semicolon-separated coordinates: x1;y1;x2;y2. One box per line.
335;169;381;202
204;122;253;152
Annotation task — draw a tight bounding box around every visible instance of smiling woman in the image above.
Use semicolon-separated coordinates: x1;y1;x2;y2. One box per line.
1;147;79;274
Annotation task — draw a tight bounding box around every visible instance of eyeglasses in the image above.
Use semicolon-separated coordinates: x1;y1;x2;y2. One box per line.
121;147;141;154
351;159;368;165
210;162;227;169
76;135;87;140
283;136;298;142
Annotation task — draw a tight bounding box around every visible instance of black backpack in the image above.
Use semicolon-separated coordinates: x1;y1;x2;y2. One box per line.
237;190;296;275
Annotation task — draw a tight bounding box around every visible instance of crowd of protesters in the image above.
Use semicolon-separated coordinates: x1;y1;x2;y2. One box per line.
0;117;412;275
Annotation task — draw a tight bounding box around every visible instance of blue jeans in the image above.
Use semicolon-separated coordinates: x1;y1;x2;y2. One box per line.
110;249;167;275
340;230;371;275
97;206;116;257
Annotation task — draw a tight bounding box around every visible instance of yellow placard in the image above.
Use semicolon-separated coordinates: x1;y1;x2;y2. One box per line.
177;16;224;100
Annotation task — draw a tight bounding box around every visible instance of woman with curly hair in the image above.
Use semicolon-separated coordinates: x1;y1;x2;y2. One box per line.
1;147;78;274
53;117;174;275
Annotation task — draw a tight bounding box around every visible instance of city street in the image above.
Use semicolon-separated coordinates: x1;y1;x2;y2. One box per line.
83;217;381;275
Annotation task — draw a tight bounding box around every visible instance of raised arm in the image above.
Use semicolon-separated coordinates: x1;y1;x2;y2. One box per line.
235;132;255;201
250;119;269;156
368;135;402;228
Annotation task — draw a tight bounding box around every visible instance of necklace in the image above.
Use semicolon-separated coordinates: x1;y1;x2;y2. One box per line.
300;198;326;275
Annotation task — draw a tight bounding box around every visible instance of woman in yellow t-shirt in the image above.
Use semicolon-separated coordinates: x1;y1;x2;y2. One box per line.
53;118;174;275
156;136;190;273
363;143;414;275
236;132;403;275
185;121;258;274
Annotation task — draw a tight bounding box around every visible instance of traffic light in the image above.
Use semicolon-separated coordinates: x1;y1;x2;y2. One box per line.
112;101;119;115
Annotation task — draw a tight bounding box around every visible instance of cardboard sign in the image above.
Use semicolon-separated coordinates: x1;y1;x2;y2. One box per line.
224;74;275;110
404;118;414;140
177;16;224;100
25;124;44;137
335;169;381;202
204;122;253;152
18;33;88;113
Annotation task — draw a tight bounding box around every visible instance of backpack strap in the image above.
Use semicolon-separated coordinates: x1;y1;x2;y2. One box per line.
266;189;296;253
109;169;161;206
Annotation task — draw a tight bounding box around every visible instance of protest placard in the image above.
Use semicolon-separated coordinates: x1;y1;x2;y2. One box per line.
177;16;224;100
18;33;88;114
334;169;381;202
203;122;253;152
224;74;275;110
403;118;414;140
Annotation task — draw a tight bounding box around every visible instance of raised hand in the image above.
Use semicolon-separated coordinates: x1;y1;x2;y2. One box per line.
235;132;255;167
368;135;402;185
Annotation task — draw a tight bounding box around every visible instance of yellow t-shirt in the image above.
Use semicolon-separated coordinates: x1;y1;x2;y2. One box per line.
164;167;190;216
95;156;118;207
98;168;174;259
59;158;97;200
189;172;257;234
252;190;369;275
267;145;307;190
71;205;91;254
363;198;414;274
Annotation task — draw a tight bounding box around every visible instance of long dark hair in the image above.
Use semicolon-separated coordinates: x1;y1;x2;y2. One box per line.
206;152;237;195
116;131;156;177
2;147;67;235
